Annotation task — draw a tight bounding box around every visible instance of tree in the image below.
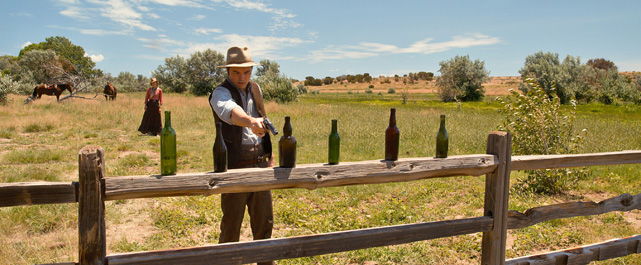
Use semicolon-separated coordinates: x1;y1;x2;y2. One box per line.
436;55;489;102
186;49;226;96
255;59;280;78
152;55;189;93
16;50;63;84
518;52;587;104
19;36;99;79
115;71;138;92
586;58;617;71
323;76;333;85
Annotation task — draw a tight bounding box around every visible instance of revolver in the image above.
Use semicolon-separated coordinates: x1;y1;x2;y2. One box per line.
262;117;278;135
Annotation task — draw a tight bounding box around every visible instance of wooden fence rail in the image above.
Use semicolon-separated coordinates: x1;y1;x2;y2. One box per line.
2;132;641;265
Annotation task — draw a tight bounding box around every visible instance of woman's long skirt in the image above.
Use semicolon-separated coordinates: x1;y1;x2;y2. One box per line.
138;100;162;135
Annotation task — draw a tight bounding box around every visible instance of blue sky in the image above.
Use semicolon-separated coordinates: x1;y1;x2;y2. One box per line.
1;0;640;80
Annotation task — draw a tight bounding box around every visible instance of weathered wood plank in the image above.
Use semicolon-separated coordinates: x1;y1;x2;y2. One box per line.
507;193;641;230
505;235;641;265
105;154;498;201
0;182;77;207
511;150;641;171
107;216;493;265
78;146;106;265
481;131;512;265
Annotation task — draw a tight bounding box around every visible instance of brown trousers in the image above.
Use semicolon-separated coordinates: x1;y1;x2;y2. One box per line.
219;144;274;265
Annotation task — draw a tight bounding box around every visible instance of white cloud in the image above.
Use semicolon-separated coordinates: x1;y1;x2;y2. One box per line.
173;34;310;59
189;14;206;20
138;37;186;52
306;34;501;62
220;0;299;31
194;28;223;35
80;29;131;35
21;42;32;49
86;53;105;62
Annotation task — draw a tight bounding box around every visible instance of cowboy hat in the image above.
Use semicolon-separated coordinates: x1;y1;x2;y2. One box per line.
150;77;158;85
216;46;260;68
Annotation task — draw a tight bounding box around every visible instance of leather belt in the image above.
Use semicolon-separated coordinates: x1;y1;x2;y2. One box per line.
235;153;270;167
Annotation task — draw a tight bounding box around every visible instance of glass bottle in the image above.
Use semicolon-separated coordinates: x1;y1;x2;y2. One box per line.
213;122;227;172
160;111;176;175
279;116;297;168
385;108;400;161
328;119;340;165
436;115;449;158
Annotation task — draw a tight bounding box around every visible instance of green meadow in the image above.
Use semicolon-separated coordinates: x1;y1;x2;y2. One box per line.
0;92;640;264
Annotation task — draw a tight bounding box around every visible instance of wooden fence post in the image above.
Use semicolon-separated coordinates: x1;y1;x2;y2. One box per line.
78;146;106;265
481;131;512;265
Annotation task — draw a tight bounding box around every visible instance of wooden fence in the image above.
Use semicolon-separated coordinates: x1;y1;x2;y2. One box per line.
1;131;641;265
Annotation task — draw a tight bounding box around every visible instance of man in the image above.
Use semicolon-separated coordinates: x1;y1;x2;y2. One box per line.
209;46;275;265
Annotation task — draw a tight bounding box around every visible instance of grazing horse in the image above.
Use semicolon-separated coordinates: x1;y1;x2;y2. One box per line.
31;83;73;101
103;82;117;100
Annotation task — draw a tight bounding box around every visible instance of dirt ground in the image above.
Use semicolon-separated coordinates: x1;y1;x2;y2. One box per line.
298;76;521;96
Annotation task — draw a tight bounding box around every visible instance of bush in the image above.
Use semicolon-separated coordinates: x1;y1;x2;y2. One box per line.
256;72;298;103
387;88;395;94
347;90;353;94
436;55;489;102
296;83;307;94
0;75;18;104
499;78;588;195
368;85;374;89
365;88;373;94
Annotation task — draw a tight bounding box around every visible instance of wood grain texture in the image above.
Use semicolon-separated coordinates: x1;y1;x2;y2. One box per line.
507;193;641;230
78;146;106;265
104;154;498;200
481;131;512;265
0;182;77;207
511;150;641;171
505;235;641;265
107;216;493;265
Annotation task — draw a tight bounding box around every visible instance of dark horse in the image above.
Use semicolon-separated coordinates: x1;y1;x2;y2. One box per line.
103;82;117;100
31;83;73;101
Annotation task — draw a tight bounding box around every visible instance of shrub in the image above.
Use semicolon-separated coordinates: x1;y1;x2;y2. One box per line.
365;88;373;94
347;90;353;94
368;85;374;89
296;83;307;94
499;78;588;195
256;72;298;103
387;88;396;94
436;55;489;102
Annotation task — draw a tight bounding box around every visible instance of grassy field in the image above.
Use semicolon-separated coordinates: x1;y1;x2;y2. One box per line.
1;91;640;264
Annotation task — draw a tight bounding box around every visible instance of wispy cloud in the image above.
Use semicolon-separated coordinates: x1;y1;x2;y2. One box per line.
218;0;300;31
306;34;501;62
189;14;206;20
194;28;223;35
174;34;311;59
21;42;32;49
139;36;186;52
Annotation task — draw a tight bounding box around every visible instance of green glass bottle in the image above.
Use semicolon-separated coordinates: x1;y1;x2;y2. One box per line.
328;119;340;165
279;116;297;168
213;122;227;172
385;108;400;161
436;115;448;158
160;111;176;175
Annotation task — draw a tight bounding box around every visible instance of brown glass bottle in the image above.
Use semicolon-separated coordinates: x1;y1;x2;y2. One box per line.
385;108;400;161
213;122;227;172
435;115;448;158
278;116;297;168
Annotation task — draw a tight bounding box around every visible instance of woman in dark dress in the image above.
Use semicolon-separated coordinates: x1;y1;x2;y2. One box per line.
138;78;164;135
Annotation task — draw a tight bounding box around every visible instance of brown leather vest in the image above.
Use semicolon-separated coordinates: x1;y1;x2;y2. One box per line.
209;80;272;169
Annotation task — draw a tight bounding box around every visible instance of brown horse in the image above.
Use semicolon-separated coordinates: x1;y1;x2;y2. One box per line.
103;82;117;100
31;83;73;101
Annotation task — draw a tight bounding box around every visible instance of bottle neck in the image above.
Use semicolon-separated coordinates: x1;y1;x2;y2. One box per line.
389;109;396;126
283;116;292;136
215;122;223;135
440;115;445;127
164;111;171;128
331;119;337;133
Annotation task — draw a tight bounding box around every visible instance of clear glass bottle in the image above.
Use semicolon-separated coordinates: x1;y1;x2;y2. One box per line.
328;119;340;165
160;111;176;175
436;115;448;158
213;122;227;172
385;108;400;161
279;116;297;168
